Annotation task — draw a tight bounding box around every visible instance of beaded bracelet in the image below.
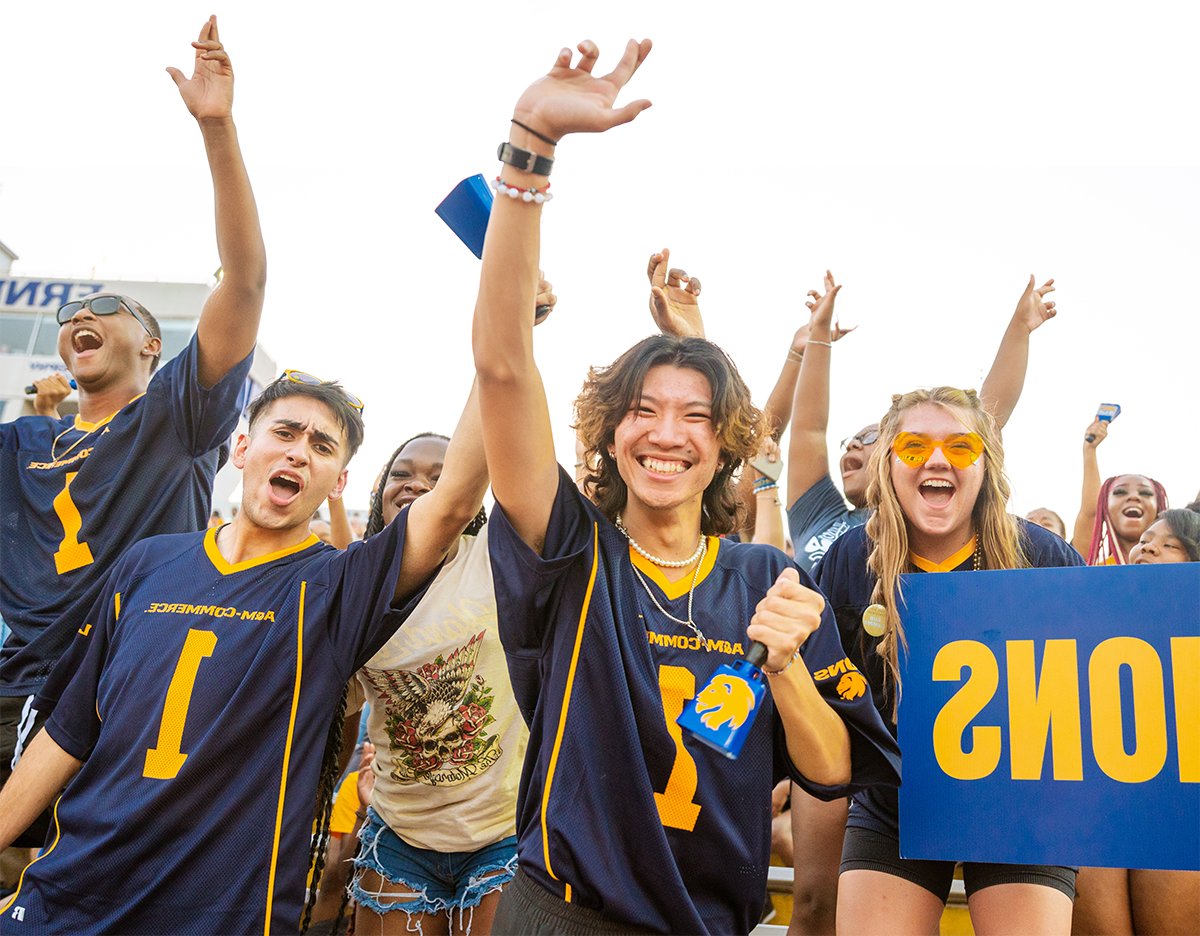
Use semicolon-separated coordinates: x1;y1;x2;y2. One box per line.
752;476;777;494
787;350;804;363
763;649;800;676
807;339;832;348
491;176;553;204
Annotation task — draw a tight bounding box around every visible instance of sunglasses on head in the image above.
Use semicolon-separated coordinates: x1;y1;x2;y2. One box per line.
840;428;880;451
281;369;365;412
56;295;153;336
892;432;984;469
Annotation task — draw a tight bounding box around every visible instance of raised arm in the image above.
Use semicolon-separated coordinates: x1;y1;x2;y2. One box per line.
326;495;354;550
978;275;1056;431
786;272;845;507
0;729;82;854
1071;416;1108;554
472;39;652;553
168;16;267;389
393;378;489;601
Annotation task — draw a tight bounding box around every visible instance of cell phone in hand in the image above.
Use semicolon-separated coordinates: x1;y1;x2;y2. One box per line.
437;174;550;323
1086;403;1121;442
749;454;782;482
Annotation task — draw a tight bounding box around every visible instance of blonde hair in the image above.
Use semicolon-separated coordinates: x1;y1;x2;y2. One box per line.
864;387;1027;717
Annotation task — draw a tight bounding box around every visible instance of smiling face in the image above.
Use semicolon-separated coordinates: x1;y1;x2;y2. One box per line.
1107;474;1158;546
1129;518;1189;564
380;436;449;528
56;293;159;388
612;365;721;519
890;403;985;557
840;424;879;507
232;396;349;533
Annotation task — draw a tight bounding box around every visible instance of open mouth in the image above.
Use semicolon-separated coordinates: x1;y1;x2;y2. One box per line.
919;478;955;506
638;456;689;476
72;328;103;354
1122;506;1144;519
843;455;864;472
269;471;302;505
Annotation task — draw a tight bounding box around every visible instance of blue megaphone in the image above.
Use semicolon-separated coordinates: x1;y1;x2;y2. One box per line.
677;642;769;759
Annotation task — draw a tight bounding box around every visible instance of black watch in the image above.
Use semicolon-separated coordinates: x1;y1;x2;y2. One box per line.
497;142;554;177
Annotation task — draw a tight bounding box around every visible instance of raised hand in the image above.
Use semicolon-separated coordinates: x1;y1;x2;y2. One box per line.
648;247;704;338
534;269;557;325
747;568;826;673
166;16;234;122
512;39;653;143
32;373;72;418
1083;417;1109;449
803;270;854;341
1013;275;1057;333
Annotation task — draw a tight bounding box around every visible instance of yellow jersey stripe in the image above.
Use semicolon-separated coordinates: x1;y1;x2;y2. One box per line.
0;794;65;915
204;526;320;575
72;393;146;432
263;581;306;934
541;523;599;895
910;536;977;574
628;536;720;600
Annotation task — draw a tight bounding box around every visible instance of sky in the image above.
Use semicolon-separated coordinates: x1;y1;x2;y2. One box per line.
2;1;1197;521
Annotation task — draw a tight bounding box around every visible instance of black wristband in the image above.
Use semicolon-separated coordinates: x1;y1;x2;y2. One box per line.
497;142;554;177
511;119;560;147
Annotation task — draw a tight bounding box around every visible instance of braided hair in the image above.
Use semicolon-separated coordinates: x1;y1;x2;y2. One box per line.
1086;475;1169;565
364;433;486;540
299;684;349;933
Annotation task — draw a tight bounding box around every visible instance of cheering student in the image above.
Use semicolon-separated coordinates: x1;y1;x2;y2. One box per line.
782;268;1058;934
470;38;900;935
0;369;489;934
1070;416;1168;564
818;387;1084;935
0;16;266;842
1070;506;1200;936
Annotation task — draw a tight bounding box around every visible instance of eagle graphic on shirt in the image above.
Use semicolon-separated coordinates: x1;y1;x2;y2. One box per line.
361;631;501;786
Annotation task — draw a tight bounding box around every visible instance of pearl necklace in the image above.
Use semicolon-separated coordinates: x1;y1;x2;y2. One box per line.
614;514;705;568
627;534;710;647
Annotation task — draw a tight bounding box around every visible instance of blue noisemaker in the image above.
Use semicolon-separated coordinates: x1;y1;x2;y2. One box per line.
677;642;769;759
435;174;551;321
25;379;76;394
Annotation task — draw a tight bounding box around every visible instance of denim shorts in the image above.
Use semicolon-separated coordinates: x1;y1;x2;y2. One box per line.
351;807;517;930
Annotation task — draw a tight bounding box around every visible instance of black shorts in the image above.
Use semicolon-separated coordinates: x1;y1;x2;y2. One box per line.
840;825;1077;903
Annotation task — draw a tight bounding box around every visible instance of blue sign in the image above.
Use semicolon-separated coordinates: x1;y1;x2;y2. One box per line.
897;563;1198;871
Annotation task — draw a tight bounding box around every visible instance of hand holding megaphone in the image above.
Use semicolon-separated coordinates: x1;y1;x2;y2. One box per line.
679;569;822;759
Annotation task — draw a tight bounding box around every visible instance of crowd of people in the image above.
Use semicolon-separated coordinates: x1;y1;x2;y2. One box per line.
0;19;1196;936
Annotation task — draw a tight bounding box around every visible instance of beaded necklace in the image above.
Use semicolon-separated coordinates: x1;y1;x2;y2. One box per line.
615;515;710;648
614;514;705;568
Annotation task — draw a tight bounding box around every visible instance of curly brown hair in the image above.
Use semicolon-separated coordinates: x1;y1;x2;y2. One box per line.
573;335;766;535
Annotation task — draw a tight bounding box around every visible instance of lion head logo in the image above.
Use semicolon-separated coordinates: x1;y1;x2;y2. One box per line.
694;675;757;731
837;670;867;701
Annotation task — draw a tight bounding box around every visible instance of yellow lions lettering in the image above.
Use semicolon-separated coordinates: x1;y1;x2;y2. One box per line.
694;675;757;731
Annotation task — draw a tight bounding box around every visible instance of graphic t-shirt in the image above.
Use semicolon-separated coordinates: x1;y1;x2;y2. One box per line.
357;525;528;852
787;473;868;574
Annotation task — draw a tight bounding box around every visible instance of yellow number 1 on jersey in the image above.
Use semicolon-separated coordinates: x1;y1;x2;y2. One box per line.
53;471;94;574
144;629;218;780
655;665;702;831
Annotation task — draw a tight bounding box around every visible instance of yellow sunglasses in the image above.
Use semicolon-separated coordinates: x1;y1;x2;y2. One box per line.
892;431;984;469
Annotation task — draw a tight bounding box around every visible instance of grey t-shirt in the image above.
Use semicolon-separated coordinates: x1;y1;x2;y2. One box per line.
787;472;868;573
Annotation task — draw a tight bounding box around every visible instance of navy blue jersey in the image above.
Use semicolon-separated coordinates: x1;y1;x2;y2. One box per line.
489;469;900;935
0;334;252;695
4;514;427;935
816;520;1085;836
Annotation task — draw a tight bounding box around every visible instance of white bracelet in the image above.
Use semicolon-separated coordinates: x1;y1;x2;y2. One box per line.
807;339;832;348
787;350;804;363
